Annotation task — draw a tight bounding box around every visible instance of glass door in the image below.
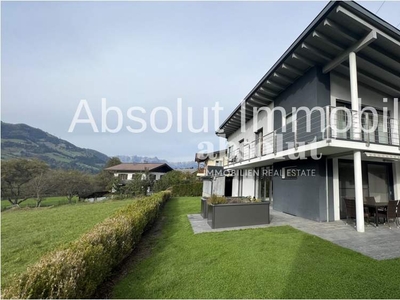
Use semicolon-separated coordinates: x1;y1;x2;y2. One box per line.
367;163;391;202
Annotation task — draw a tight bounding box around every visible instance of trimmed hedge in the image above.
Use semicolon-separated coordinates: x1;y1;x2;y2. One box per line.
171;182;202;197
3;191;171;299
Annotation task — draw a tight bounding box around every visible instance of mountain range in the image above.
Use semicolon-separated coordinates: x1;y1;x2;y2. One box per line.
1;122;197;172
1;122;109;173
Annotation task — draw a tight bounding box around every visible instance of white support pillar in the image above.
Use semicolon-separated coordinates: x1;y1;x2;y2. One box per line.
349;52;364;233
354;151;365;232
393;162;400;200
349;52;361;141
332;158;340;221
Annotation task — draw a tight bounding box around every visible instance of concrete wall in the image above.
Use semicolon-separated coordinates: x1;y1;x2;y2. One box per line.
202;179;212;197
202;177;225;197
272;157;333;222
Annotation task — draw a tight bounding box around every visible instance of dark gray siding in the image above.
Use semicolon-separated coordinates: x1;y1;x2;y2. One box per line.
272;157;334;222
273;66;330;150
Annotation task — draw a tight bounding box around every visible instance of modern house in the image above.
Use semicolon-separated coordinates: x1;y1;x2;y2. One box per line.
195;150;232;197
217;0;400;232
105;163;173;182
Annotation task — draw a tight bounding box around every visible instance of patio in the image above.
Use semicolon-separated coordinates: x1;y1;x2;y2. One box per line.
188;206;400;260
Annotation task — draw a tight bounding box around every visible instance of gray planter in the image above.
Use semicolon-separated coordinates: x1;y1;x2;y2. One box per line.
207;201;270;229
201;197;209;219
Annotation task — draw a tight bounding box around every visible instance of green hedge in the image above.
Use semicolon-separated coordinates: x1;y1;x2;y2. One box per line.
171;182;202;197
3;191;171;299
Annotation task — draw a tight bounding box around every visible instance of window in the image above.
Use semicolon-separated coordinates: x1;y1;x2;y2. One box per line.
239;139;244;161
228;145;234;158
255;128;263;156
118;174;128;180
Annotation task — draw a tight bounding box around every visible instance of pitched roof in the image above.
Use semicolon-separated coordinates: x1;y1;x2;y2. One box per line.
105;163;172;172
218;0;400;137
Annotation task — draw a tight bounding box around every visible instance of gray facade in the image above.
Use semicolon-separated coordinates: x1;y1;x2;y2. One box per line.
272;157;334;222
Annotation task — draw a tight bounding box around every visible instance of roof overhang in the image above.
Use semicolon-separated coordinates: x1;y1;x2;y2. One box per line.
218;0;400;138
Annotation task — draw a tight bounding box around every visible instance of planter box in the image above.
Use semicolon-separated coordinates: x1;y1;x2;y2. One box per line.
201;197;209;218
207;201;270;229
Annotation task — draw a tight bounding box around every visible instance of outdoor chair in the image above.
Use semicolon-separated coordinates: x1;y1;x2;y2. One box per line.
344;198;370;226
381;201;399;229
389;200;400;229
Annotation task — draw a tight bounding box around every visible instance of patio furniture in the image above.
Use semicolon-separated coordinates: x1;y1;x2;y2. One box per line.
344;198;370;226
363;197;389;227
383;201;399;229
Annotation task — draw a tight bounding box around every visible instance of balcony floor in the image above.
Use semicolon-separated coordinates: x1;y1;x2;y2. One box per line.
188;206;400;260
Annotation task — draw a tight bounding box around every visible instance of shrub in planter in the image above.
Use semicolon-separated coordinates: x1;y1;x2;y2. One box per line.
207;194;227;205
3;191;171;299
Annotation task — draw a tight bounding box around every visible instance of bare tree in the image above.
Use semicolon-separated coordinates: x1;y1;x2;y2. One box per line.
1;159;49;207
26;170;57;207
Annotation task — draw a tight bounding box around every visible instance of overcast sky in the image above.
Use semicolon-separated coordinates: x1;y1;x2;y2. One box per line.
2;1;400;161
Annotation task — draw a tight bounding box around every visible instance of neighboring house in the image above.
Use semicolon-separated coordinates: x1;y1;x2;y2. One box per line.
105;163;173;182
217;1;400;232
195;150;232;197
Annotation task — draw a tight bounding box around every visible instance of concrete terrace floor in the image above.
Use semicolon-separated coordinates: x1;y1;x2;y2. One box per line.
188;208;400;260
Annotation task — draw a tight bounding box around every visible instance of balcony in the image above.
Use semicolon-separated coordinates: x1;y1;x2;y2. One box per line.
227;106;400;166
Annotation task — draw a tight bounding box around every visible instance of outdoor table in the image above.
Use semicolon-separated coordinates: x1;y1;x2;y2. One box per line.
364;201;389;227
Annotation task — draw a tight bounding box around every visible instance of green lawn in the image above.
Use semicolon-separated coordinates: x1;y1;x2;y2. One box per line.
1;199;135;287
113;197;400;299
1;196;78;210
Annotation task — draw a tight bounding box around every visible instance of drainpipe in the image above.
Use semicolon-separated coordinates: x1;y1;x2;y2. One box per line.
325;158;329;222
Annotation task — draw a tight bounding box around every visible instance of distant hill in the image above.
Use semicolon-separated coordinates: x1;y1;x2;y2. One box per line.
117;155;197;169
1;122;109;173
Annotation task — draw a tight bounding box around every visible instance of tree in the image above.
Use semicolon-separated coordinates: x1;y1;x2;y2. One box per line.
25;170;57;207
95;157;122;191
53;170;95;203
123;174;144;197
1;159;49;207
153;170;196;192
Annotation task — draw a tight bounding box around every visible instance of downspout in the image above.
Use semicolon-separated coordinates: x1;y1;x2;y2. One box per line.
326;158;329;222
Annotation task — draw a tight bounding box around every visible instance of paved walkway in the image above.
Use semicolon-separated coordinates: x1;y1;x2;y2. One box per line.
187;209;400;260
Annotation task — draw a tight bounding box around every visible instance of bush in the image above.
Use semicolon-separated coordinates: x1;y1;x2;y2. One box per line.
171;182;202;197
2;191;171;299
207;194;227;205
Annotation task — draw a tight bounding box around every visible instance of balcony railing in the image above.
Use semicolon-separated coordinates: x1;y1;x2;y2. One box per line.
227;105;400;165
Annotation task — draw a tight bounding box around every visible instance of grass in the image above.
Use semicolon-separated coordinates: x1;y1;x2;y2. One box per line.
1;196;79;210
113;197;400;299
1;198;136;287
